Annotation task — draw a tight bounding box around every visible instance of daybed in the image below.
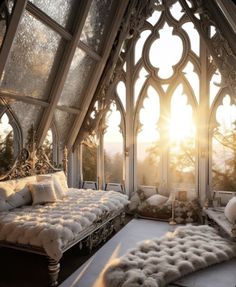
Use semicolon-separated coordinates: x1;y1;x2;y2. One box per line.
0;143;129;286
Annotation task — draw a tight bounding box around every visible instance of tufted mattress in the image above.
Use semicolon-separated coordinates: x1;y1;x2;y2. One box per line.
0;188;129;260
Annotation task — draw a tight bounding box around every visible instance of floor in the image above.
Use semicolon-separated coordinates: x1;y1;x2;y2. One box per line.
1;219;236;287
59;219;236;287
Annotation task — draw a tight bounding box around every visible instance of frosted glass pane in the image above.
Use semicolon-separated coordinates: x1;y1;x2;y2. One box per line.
0;11;64;101
54;110;75;144
0;21;6;49
30;0;78;30
59;48;96;108
10;102;43;145
80;0;117;53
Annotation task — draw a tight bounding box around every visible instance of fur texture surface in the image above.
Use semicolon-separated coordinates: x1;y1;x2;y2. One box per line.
103;225;236;287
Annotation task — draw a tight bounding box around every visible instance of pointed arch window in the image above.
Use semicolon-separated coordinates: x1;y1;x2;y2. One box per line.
211;94;236;191
103;102;124;184
136;86;160;187
168;84;196;190
0;113;14;176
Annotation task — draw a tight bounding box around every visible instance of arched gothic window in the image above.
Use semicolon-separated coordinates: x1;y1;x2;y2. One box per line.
103;101;124;184
0;109;21;176
133;2;198;197
210;94;236;191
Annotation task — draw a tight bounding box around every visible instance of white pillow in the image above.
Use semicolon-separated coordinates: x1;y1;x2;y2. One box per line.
37;174;66;199
29;181;57;205
146;194;168;206
224;196;236;223
52;171;68;192
129;192;141;211
0;183;15;212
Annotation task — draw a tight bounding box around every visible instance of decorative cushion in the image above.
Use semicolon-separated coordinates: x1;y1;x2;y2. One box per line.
53;171;68;192
37;174;66;199
129;192;141;211
225;196;236;223
137;186;157;200
146;194;168;206
29;181;57;205
0;183;15;212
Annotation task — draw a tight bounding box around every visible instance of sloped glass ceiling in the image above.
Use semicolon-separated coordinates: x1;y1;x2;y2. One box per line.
9;101;43;144
0;11;65;100
80;0;117;54
29;0;78;31
58;48;96;108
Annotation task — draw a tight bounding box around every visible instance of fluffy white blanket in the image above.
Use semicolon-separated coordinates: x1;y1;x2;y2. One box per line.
103;225;236;287
0;188;128;260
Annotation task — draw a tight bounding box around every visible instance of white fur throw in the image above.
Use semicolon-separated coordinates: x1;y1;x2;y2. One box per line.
103;225;236;287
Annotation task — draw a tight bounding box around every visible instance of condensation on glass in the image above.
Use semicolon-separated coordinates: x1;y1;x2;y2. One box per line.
80;0;117;54
58;48;96;108
0;11;64;101
9;101;43;145
54;110;75;144
30;0;78;31
0;0;15;49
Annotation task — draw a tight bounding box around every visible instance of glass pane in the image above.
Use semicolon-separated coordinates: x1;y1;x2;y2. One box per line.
54;110;75;144
135;30;151;65
42;128;53;162
149;23;183;79
137;86;160;187
182;22;200;57
170;1;184;21
82;136;97;181
30;0;78;31
10;101;43;145
0;21;6;49
146;10;162;26
134;67;149;106
0;11;64;101
210;25;216;38
212;95;236;191
59;48;96;108
80;0;117;53
210;69;221;106
168;84;196;192
0;113;14;176
104;103;123;183
116;81;126;111
183;61;200;103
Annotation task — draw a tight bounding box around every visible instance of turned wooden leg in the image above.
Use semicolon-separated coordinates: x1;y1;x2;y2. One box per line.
48;257;60;287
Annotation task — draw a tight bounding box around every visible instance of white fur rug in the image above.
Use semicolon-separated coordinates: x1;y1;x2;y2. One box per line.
103;225;236;287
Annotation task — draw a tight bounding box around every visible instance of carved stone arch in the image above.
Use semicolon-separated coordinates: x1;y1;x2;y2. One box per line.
209;87;231;131
167;76;198;110
143;19;190;83
134;80;161;136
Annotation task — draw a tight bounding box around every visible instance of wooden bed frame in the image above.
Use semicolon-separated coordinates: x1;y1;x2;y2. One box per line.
0;128;126;286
